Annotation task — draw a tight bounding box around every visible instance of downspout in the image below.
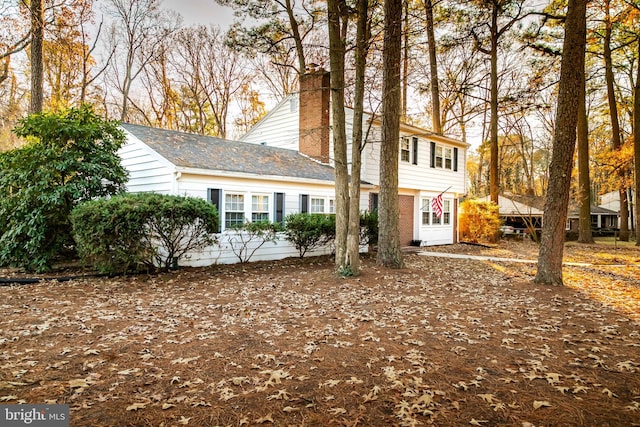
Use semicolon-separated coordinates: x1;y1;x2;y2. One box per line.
173;170;182;195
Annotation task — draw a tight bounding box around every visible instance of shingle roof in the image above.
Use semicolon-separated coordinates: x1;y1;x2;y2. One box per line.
568;204;619;217
122;123;336;182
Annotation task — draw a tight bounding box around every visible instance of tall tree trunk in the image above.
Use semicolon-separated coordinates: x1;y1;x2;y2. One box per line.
424;0;442;133
577;54;593;243
603;0;629;241
634;38;640;245
328;0;350;273
377;0;404;268
345;0;370;274
30;0;44;114
402;0;409;119
535;0;587;286
489;4;499;204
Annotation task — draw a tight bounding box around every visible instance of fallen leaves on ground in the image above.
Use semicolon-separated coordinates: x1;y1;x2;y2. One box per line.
0;241;639;426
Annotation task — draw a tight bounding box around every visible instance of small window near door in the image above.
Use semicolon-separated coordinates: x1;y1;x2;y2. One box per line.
421;198;431;225
443;200;451;225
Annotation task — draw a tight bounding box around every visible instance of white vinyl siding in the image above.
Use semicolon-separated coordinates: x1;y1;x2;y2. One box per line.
239;94;300;150
118;135;174;194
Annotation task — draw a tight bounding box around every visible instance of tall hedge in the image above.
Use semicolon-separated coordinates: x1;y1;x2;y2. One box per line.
0;106;128;271
71;193;219;273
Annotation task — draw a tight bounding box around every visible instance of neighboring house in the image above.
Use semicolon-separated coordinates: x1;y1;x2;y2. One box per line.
481;195;544;231
119;123;374;266
599;190;635;230
241;68;469;247
567;205;619;232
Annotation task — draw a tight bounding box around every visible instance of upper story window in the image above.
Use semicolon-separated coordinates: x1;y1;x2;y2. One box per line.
401;138;411;162
251;194;269;222
430;142;458;171
400;136;419;165
225;193;245;228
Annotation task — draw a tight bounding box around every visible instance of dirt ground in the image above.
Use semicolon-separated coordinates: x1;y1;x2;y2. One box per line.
1;241;639;426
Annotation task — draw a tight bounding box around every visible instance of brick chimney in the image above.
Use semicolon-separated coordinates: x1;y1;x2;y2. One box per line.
299;67;330;164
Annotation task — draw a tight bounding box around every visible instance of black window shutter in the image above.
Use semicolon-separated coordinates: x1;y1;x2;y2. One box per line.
208;188;222;232
453;147;459;171
430;142;436;168
274;192;285;222
370;193;379;211
300;194;309;213
412;137;418;165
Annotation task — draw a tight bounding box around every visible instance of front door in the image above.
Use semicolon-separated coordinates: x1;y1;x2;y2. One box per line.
399;195;414;246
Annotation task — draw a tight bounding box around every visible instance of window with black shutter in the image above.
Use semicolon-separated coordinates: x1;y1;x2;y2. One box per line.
412;137;418;165
430;142;436;168
300;194;309;213
453;147;459;171
274;192;285;222
207;188;222;232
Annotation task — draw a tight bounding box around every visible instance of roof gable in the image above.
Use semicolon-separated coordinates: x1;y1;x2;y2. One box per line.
122;123;336;182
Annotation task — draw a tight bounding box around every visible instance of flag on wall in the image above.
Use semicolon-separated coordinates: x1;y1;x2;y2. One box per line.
432;193;443;218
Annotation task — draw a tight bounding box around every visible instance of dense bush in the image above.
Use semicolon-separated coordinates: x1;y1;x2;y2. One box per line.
71;193;219;273
459;199;501;243
0;106;128;272
225;221;282;263
284;213;336;258
359;210;378;246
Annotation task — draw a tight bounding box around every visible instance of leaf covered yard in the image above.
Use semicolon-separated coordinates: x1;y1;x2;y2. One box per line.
1;241;639;426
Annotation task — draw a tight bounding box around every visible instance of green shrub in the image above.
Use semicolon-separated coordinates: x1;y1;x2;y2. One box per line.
71;193;219;273
459;199;501;243
359;210;378;246
284;213;335;258
226;221;282;263
0;106;128;272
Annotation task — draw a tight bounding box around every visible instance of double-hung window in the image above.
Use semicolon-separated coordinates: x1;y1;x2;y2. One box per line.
225;193;245;228
435;146;444;168
443;200;451;225
444;147;453;169
310;197;326;213
430;142;458;171
329;199;336;214
421;198;432;225
421;197;452;225
432;204;442;225
251;194;269;222
400;137;411;162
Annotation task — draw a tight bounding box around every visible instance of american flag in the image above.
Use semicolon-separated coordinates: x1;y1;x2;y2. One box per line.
431;193;443;218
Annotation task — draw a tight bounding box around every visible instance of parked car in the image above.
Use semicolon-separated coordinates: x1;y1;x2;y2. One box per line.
500;225;515;235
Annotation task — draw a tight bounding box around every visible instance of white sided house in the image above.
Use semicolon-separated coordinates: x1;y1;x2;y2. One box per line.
119;123;374;266
241;68;469;247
